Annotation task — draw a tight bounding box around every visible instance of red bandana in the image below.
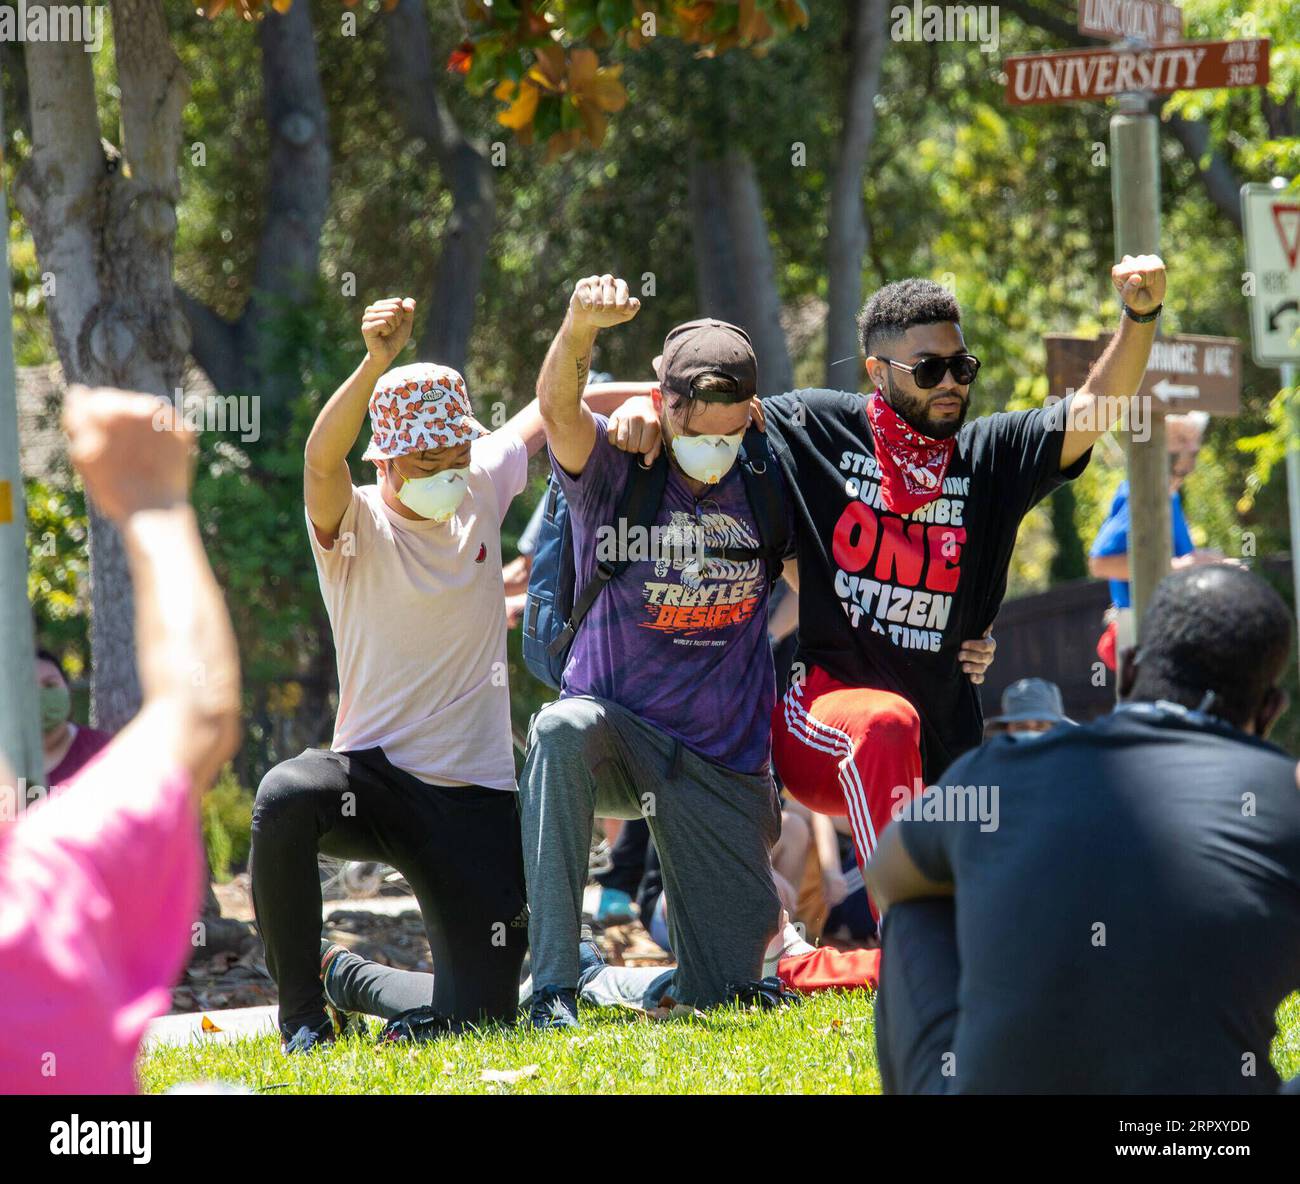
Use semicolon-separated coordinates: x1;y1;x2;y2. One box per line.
865;390;956;515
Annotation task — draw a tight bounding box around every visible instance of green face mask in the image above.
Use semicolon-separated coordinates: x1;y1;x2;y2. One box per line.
40;683;71;733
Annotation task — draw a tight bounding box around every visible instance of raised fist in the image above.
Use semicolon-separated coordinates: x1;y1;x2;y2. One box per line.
1111;254;1166;317
568;274;640;332
63;386;195;522
362;297;416;368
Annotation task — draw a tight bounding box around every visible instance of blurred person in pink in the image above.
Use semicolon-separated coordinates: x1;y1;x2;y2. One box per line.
0;388;241;1094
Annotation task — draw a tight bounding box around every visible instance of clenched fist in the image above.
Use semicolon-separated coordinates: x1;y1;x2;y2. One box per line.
568;274;640;333
363;297;416;369
63;385;196;522
1112;254;1166;317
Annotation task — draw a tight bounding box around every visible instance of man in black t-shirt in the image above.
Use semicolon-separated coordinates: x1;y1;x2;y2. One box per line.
763;255;1166;885
865;565;1300;1094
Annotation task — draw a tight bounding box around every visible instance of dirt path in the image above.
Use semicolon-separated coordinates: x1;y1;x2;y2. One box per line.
175;875;671;1015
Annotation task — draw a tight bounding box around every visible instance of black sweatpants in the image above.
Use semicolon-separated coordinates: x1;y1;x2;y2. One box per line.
874;898;960;1095
250;746;528;1034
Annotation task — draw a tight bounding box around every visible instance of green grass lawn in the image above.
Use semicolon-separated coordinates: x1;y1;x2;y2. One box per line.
141;991;882;1095
140;990;1300;1096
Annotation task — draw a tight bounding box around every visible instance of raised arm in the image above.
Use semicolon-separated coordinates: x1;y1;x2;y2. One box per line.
1059;254;1166;471
304;298;414;545
497;381;658;460
538;274;640;475
62;388;242;798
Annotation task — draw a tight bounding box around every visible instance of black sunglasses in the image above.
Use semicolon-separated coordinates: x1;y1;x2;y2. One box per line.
880;353;981;389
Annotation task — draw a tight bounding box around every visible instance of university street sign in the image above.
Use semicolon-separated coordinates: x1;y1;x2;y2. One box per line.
1078;0;1183;45
1044;332;1242;417
1004;37;1269;106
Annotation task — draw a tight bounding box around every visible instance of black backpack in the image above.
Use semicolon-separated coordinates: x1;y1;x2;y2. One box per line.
522;425;790;690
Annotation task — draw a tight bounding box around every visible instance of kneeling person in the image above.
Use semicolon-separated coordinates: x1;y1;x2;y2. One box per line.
523;275;789;1027
253;298;535;1052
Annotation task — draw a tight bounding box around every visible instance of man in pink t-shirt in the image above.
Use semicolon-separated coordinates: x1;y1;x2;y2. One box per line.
1;388;242;1094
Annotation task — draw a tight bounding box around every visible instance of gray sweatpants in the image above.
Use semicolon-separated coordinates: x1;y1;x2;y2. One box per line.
520;695;782;1009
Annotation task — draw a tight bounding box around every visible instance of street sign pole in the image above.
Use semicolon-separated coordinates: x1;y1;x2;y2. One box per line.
1285;361;1300;679
0;90;46;792
1242;176;1300;675
1110;92;1171;636
1004;15;1271;667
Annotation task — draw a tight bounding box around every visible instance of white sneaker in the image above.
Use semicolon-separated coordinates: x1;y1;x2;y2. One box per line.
762;911;814;978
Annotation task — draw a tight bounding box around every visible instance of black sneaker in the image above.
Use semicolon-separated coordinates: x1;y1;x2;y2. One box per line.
529;986;580;1030
320;941;368;1039
726;976;801;1010
280;1015;336;1055
378;1005;454;1045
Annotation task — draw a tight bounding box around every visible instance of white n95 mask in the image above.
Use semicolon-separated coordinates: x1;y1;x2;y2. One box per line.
670;432;744;484
396;466;470;522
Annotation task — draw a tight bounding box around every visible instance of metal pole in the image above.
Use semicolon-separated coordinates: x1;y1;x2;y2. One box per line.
1110;97;1170;637
0;90;46;791
1284;361;1300;678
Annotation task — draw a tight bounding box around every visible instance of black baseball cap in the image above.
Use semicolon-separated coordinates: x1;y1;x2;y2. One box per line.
655;319;757;403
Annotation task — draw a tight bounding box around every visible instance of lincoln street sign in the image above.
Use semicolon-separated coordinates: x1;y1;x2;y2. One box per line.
1078;0;1184;45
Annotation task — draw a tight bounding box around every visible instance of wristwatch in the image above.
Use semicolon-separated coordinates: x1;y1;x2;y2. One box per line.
1122;301;1162;324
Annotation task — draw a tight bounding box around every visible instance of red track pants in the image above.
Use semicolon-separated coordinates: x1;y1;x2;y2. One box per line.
772;665;924;879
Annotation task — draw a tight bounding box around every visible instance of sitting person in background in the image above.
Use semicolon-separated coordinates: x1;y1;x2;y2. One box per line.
503;494;547;629
980;677;1074;741
866;565;1300;1094
1;387;242;1094
35;648;113;789
1089;411;1237;669
591;816;650;928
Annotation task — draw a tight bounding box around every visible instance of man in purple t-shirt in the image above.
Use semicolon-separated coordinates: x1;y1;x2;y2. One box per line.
520;274;790;1027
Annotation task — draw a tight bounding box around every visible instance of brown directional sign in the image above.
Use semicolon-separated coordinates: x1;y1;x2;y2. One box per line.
1005;38;1269;105
1078;0;1183;45
1045;332;1241;416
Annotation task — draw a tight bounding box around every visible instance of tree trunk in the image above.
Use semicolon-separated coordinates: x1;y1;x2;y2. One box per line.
182;0;330;413
718;148;794;396
687;148;746;325
16;0;190;731
825;0;887;389
382;0;496;377
1163;114;1244;233
686;143;792;395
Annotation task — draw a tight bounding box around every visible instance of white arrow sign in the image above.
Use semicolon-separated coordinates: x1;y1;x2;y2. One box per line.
1152;378;1200;400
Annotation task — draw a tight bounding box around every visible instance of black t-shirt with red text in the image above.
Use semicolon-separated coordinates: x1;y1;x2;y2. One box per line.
762;388;1090;778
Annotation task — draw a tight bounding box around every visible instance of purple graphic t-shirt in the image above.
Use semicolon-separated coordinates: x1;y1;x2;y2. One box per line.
553;415;787;774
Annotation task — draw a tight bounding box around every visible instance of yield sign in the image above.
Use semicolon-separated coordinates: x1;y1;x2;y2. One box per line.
1242;182;1300;365
1273;203;1300;269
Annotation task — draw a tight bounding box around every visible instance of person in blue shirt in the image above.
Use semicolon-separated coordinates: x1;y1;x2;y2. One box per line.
1088;413;1231;666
